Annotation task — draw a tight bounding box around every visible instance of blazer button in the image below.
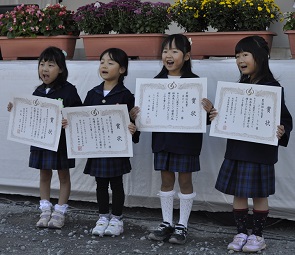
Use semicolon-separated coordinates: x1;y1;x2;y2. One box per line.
102;99;106;103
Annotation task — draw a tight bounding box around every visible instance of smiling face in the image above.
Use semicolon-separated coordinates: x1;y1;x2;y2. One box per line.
162;39;190;76
38;59;62;85
99;52;125;87
235;51;257;79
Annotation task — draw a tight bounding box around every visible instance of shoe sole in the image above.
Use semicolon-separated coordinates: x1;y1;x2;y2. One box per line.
227;247;242;252
92;231;104;237
48;223;63;229
168;238;186;245
242;244;266;252
104;229;123;236
148;233;170;241
36;224;48;228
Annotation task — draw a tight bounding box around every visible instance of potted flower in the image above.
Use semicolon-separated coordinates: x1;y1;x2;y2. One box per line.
168;0;209;33
205;0;281;32
283;12;295;58
73;0;171;60
0;4;79;60
168;0;280;59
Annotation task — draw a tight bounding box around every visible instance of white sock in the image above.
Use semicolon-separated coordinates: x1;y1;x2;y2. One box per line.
54;204;69;214
178;192;196;228
158;190;175;225
39;199;52;211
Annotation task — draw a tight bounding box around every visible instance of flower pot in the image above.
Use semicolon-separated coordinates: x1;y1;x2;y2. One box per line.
0;35;79;60
184;31;277;59
285;30;295;59
80;34;167;60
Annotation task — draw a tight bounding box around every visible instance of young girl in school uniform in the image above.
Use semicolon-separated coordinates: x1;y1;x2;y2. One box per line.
211;36;293;252
131;34;213;244
7;46;82;229
83;48;139;237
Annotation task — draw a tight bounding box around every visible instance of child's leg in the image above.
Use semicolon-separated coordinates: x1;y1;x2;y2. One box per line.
109;175;124;217
37;169;53;228
242;198;268;252
233;196;249;234
160;171;176;225
95;177;110;215
57;169;71;206
252;197;269;237
149;171;175;241
47;169;70;229
227;197;249;251
178;172;195;228
39;169;52;201
168;173;195;244
104;176;124;236
92;177;111;236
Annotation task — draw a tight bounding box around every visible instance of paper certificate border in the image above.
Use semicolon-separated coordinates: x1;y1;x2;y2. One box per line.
62;105;133;158
7;95;62;151
135;78;207;133
209;81;281;145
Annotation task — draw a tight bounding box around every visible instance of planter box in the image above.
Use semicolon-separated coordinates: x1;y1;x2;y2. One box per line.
0;35;79;60
80;34;167;60
285;30;295;59
184;31;277;59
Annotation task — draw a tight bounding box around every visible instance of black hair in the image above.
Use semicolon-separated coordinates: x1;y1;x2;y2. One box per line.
38;46;68;83
235;35;276;84
100;48;128;83
155;34;198;78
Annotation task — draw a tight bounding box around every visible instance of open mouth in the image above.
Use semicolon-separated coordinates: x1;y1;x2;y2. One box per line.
42;74;50;81
166;60;174;67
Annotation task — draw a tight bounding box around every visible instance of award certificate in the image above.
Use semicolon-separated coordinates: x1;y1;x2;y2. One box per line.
62;105;133;158
209;81;281;145
135;78;207;133
7;95;63;151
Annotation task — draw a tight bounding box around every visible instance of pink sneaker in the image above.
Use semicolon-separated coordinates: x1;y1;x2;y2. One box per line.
242;234;266;252
227;233;248;251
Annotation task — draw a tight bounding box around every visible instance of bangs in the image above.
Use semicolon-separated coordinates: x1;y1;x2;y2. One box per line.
162;34;187;54
235;38;255;55
39;48;57;63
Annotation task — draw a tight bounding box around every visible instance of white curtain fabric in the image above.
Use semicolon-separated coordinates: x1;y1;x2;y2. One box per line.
1;59;294;220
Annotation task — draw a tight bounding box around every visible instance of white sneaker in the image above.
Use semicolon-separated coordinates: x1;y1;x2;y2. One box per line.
92;216;110;237
104;217;124;236
227;233;248;251
242;234;266;252
36;210;51;228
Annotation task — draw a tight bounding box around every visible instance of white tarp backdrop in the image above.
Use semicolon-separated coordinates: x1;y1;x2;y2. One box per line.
1;60;294;220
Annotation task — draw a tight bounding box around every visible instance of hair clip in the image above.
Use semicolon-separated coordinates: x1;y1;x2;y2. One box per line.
94;1;101;8
62;50;67;57
188;37;193;45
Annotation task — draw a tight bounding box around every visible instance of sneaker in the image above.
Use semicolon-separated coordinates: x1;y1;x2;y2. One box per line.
104;217;124;236
148;222;174;241
242;234;266;252
92;216;110;237
36;210;51;228
227;233;248;251
48;210;65;229
168;224;187;244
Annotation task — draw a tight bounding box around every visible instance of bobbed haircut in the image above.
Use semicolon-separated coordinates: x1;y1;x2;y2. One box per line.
100;48;128;83
235;36;275;83
156;34;197;78
38;46;68;83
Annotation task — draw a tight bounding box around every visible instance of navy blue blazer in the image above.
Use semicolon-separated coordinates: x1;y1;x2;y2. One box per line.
224;80;293;165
